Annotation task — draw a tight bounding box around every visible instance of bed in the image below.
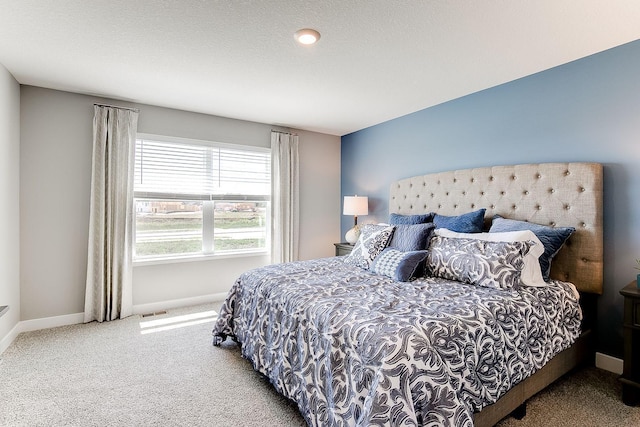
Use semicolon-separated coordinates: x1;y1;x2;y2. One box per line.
212;162;603;426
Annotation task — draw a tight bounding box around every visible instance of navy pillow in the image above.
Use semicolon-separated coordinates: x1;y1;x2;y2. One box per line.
371;248;429;282
433;208;486;233
388;223;435;252
389;213;434;225
489;215;575;281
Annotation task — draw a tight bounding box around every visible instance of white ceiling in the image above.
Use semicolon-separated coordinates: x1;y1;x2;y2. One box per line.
1;1;640;136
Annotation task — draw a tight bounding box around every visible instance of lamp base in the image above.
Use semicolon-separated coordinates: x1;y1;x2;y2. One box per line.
345;225;361;244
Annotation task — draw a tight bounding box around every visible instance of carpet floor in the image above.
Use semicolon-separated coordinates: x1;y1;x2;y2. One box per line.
1;302;638;426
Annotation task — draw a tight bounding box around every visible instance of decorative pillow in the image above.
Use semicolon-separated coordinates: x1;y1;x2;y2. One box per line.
388;223;436;252
489;215;575;281
425;234;534;290
371;248;429;282
344;224;395;270
435;228;546;287
433;208;486;233
389;213;434;225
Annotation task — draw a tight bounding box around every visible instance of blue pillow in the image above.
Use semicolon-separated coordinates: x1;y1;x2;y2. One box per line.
489;215;575;281
389;213;434;225
388;223;435;252
371;248;429;282
433;208;486;233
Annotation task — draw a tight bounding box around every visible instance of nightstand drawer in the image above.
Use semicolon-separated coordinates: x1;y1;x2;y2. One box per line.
634;300;640;327
622;284;640;329
620;281;640;406
334;243;354;256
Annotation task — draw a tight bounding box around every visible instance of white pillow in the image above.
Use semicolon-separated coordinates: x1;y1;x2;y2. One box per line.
434;228;546;287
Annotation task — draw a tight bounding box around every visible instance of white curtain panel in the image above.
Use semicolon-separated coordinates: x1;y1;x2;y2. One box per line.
84;105;139;323
271;131;300;264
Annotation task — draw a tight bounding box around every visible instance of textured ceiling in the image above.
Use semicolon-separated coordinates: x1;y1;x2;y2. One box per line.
1;1;639;136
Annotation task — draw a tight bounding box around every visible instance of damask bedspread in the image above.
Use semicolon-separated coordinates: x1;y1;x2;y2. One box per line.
212;257;582;427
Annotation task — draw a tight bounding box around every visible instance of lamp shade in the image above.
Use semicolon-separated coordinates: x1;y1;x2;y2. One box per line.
343;196;368;216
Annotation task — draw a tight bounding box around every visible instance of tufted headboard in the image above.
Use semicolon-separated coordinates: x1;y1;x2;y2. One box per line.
389;163;603;294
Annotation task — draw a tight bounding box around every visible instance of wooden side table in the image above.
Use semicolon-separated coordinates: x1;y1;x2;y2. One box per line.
620;281;640;406
334;242;354;256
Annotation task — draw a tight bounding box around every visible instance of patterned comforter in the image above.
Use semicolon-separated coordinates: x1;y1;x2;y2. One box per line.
212;257;582;426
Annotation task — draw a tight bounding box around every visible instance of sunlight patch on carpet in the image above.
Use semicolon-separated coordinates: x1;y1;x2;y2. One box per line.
139;310;218;334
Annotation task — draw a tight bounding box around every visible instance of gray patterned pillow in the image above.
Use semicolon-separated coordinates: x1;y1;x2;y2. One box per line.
426;235;534;290
344;224;395;270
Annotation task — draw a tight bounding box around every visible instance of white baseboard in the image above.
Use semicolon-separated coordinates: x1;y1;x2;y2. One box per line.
0;312;84;355
0;293;228;356
0;322;21;355
132;292;227;315
18;312;85;334
11;293;227;335
595;352;623;375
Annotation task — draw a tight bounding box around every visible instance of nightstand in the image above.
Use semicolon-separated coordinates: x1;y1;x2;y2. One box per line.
620;281;640;406
334;242;354;256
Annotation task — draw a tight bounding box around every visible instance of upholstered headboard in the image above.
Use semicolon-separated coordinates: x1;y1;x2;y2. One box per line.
389;163;603;294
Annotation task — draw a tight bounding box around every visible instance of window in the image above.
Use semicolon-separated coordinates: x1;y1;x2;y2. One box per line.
133;135;270;261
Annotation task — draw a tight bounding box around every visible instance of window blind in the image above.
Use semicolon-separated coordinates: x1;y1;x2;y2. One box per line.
134;138;270;201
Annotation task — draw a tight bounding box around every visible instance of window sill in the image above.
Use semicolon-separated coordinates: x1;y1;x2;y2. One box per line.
133;250;270;267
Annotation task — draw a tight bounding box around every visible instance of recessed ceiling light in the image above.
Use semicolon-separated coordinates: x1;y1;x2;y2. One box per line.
294;28;320;45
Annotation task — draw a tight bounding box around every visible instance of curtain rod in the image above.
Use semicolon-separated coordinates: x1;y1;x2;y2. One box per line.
94;103;140;112
271;129;298;136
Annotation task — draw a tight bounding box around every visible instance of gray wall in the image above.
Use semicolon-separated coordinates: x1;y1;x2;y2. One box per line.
0;63;20;349
20;86;340;320
341;39;640;358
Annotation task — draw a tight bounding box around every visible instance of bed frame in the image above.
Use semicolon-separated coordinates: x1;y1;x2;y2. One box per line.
389;162;603;426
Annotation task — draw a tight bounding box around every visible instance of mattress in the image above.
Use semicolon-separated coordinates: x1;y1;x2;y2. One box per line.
212;257;582;426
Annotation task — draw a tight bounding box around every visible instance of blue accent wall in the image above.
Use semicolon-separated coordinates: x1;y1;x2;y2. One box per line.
341;39;640;358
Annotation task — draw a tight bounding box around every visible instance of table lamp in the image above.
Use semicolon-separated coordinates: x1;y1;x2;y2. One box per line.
343;195;368;244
